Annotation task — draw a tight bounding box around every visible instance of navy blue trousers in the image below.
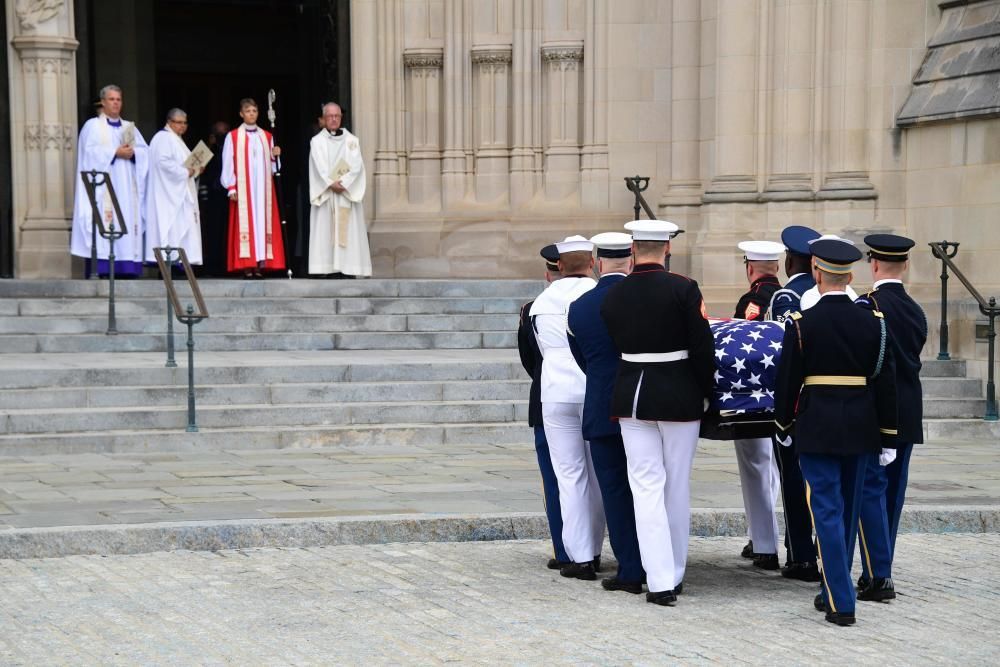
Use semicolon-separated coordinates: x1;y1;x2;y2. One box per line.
859;443;914;580
534;425;569;563
799;452;870;615
589;434;645;583
773;441;817;564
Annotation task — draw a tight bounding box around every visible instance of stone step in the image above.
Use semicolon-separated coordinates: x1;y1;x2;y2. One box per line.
0;331;518;353
1;400;529;434
921;377;985;398
919;359;967;378
0;313;518;335
0;422;534;456
0;356;525;389
0;379;530;410
0;279;544;299
922;397;987;419
924;418;1000;441
9;296;526;317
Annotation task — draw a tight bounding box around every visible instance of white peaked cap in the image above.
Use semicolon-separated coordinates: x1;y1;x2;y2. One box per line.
623;219;680;241
590;232;633;250
738;240;786;261
555;235;594;254
807;233;856;246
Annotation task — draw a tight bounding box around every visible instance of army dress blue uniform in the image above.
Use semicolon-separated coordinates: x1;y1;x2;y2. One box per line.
516;243;569;567
767;225;821;578
773;239;898;626
567;234;644;591
853;234;928;600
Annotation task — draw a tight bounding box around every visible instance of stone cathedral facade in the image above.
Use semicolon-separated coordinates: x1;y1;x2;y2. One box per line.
3;1;1000;360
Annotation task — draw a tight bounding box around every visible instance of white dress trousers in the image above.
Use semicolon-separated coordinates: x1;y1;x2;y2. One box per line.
542;401;606;563
734;437;780;554
619;418;700;593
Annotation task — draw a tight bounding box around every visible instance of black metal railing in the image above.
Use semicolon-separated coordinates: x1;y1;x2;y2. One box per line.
80;170;128;334
624;176;684;272
930;241;998;422
154;247;210;432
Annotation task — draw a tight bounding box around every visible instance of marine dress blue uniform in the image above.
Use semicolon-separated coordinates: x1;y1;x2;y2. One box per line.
773;239;898;626
567;234;644;590
853;234;928;600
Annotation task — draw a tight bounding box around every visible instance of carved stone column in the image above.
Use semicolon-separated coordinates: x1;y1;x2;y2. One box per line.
8;0;79;278
581;0;609;209
763;0;816;200
663;0;702;206
471;45;512;204
541;41;583;202
818;0;874;199
374;0;406;209
403;48;443;208
510;0;541;207
441;0;471;208
703;0;760;202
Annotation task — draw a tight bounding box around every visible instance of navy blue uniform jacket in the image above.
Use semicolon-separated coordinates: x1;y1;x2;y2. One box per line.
774;294;898;455
517;300;543;428
567;273;626;440
769;272;815;323
855;282;928;444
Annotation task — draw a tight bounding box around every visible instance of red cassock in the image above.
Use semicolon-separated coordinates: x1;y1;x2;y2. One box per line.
225;127;286;272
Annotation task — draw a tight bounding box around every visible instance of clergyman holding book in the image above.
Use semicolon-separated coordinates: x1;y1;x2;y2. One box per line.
307;102;371;277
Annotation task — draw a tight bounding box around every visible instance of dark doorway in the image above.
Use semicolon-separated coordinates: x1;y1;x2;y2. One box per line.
74;0;352;276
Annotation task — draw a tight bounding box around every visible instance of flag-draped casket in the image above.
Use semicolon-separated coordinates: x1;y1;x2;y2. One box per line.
700;319;786;440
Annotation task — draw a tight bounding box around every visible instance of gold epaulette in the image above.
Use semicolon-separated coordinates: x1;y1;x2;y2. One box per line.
790;311;802;320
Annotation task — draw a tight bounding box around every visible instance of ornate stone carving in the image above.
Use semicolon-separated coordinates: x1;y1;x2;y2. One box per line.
403;49;444;69
25;125;41;151
471;47;512;66
16;0;65;32
540;42;584;63
22;58;37;75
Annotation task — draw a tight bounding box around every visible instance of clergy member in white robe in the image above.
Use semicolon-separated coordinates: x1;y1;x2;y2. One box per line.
308;102;371;277
70;84;148;277
145;108;203;265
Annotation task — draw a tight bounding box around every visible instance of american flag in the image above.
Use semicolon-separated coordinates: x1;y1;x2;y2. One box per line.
708;319;785;416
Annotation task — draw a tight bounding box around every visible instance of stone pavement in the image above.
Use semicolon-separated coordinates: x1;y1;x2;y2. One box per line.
0;439;997;531
1;534;997;665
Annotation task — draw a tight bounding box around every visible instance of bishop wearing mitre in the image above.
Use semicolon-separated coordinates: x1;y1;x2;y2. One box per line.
220;97;286;278
144;108;203;266
308;102;371;277
70;84;148;277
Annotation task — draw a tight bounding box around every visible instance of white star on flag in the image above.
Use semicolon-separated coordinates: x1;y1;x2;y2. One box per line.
731;378;745;390
769;340;782;351
748;372;761;386
761;353;775;369
740;342;755;354
721;391;733;402
721;334;734;345
732;357;746;372
750;389;765;402
715;348;727;360
748;330;763;341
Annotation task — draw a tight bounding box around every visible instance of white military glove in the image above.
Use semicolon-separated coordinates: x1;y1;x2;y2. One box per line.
776;434;792;448
880;448;897;466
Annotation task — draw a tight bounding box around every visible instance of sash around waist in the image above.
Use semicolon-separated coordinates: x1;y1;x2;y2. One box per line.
621;350;689;363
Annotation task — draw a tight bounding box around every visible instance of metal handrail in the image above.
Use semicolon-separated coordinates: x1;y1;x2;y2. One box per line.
929;241;998;421
623;176;684;271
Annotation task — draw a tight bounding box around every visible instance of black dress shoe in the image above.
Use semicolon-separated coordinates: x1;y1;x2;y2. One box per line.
857;577;896;602
645;590;677;606
856;575;870;591
741;540;755;559
601;577;643;594
814;593;827;612
560;561;597;580
547;558;570;570
825;611;856;626
674;582;683;595
592;556;602;573
752;553;780;570
781;561;821;582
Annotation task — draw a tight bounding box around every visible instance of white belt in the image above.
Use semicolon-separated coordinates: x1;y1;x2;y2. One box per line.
620;350;689;363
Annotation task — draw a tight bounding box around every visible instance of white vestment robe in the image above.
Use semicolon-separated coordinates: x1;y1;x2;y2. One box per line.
144;127;203;265
308;128;371;276
220;125;277;264
70;115;149;266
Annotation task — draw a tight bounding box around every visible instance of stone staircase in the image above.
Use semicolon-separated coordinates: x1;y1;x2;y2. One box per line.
0;279;994;456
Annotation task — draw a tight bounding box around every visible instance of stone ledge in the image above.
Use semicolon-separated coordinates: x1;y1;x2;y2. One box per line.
2;506;997;560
